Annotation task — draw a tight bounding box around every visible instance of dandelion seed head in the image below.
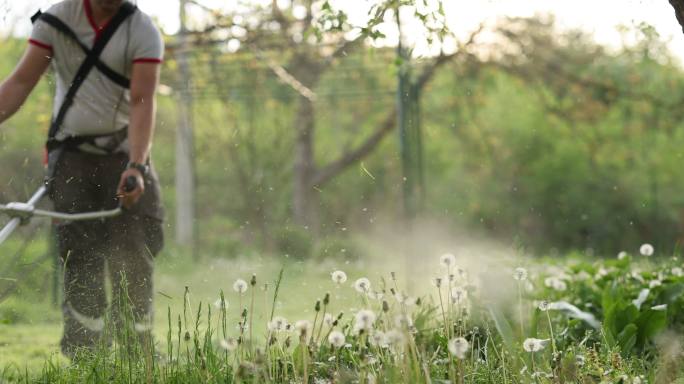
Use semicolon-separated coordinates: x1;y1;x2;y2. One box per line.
353;277;371;293
219;337;238;351
440;253;456;268
267;316;288;332
523;338;548;352
385;329;405;346
354;309;376;332
672;267;683;277
514;267;528;281
640;243;654;257
394;314;413;329
617;251;628;260
544;277;567;291
538;300;549;311
431;277;442;288
294;320;312;340
370;330;387;347
448;337;470;359
331;270;347;284
323;313;334;326
450;287;468;305
233;279;248;294
575;355;585;367
328;330;346;348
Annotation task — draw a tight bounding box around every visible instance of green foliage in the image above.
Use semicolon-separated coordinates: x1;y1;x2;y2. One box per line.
275;226;314;260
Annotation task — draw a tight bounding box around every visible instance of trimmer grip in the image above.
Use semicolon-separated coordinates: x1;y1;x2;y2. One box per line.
123;175;138;193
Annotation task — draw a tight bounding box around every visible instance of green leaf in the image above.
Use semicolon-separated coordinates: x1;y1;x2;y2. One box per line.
292;343;309;376
617;323;637;356
663;283;684;303
635;309;667;348
488;306;516;353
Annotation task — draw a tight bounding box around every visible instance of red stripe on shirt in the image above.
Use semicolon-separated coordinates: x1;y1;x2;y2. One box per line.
84;0;112;42
29;38;53;51
133;58;163;64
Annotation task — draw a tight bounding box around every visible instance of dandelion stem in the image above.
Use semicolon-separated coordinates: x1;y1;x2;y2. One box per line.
546;311;557;357
437;286;450;339
517;282;524;337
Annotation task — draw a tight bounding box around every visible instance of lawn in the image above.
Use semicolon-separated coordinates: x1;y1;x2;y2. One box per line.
2;238;683;383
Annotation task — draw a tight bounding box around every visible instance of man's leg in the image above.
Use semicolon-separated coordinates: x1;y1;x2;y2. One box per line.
106;212;155;345
57;222;108;358
50;150;109;358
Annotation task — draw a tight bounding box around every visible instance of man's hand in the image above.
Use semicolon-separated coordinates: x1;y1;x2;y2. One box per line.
117;168;145;208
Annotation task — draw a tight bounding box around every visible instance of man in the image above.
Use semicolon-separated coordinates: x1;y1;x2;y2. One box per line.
0;0;164;357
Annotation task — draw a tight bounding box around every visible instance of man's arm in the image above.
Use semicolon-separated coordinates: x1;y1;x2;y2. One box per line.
0;44;52;125
117;62;161;207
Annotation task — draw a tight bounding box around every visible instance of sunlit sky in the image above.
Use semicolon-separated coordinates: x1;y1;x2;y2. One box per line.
1;0;683;63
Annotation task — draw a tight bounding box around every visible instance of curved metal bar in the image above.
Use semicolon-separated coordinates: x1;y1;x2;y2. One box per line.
31;207;122;221
0;187;47;245
1;186;124;245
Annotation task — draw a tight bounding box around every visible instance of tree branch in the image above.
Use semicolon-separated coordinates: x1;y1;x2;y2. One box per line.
310;25;485;188
311;112;396;188
311;52;456;188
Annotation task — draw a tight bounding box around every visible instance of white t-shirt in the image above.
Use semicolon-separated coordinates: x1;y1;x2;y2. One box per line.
30;0;163;139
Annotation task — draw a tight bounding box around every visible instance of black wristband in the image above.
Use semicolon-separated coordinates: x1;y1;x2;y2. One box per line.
127;161;149;176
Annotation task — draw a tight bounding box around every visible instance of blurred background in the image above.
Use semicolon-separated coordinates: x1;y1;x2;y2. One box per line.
3;0;684;368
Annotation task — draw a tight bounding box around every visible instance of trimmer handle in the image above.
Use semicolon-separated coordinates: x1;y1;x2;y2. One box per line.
123;175;139;193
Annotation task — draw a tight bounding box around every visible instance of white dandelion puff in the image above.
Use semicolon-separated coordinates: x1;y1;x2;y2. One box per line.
514;267;528;281
323;313;334;326
233;279;248;294
672;267;683;277
267;316;288;332
219;338;239;351
432;277;443;288
448;337;470;359
294;320;312;340
394;314;413;329
370;330;387;347
354;309;376;332
617;251;628;260
544;277;567;291
640;243;654;257
450;287;468;305
385;329;405;346
440;253;457;268
328;330;346;348
331;270;347;284
353;278;371;294
538;300;550;311
523;338;548;352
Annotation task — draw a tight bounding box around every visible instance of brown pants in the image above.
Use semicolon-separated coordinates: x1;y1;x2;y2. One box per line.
49;149;164;357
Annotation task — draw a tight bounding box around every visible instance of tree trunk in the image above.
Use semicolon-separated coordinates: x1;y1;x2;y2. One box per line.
293;96;318;229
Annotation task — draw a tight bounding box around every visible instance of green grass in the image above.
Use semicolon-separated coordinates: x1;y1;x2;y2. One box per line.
0;249;403;374
3;242;684;383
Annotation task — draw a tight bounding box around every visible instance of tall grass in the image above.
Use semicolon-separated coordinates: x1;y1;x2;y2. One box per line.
2;250;679;383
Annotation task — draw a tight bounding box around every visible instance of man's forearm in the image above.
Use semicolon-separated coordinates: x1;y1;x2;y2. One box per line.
128;98;156;164
0;79;32;125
